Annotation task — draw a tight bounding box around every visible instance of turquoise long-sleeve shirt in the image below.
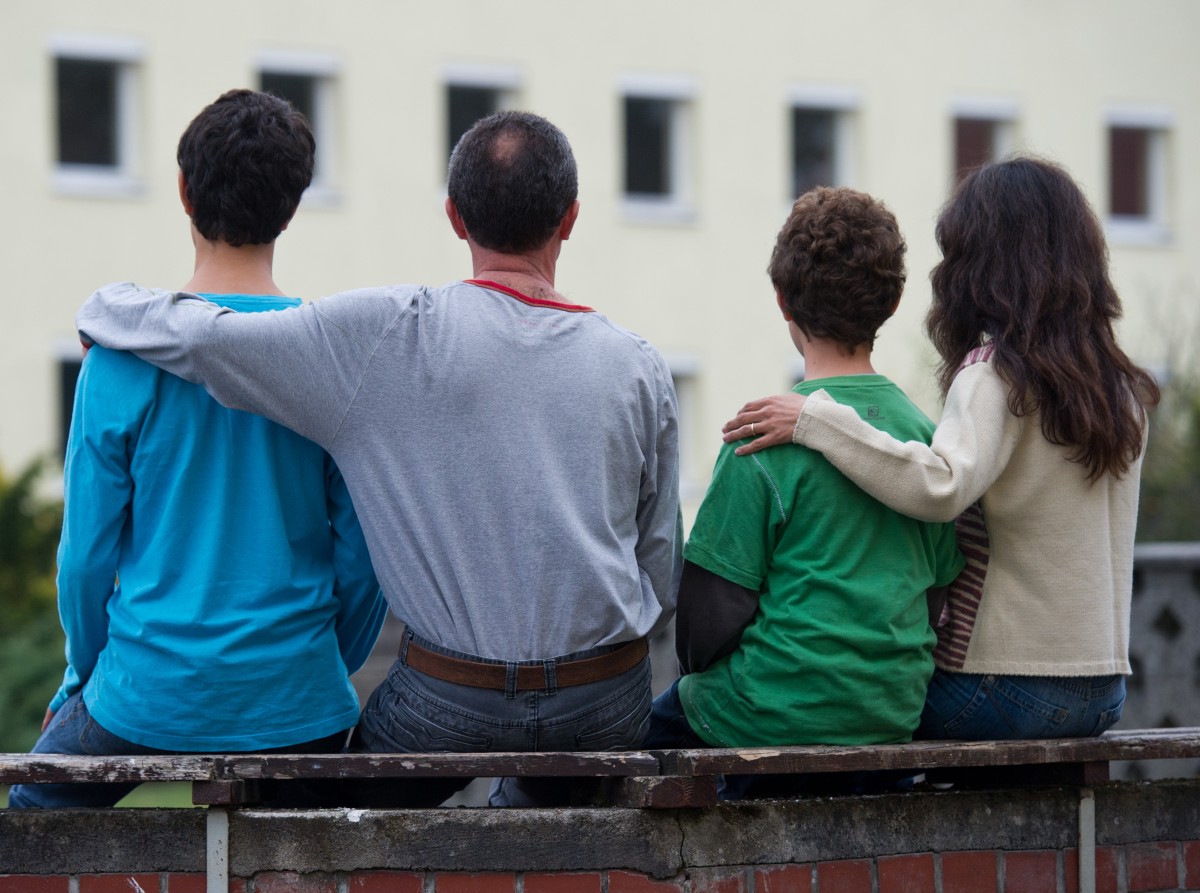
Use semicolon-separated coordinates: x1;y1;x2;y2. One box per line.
53;293;386;751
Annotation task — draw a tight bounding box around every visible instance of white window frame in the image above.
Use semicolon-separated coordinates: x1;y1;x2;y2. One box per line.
950;96;1019;176
50;33;144;199
787;85;861;200
663;353;702;499
256;49;343;207
442;62;521;168
620;73;696;224
1105;105;1172;247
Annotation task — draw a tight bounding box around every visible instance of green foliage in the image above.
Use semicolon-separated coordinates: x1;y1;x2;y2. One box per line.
0;458;66;750
0;458;63;627
0;609;66;751
1138;373;1200;542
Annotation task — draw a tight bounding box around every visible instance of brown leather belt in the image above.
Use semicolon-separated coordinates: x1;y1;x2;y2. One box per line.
402;636;649;691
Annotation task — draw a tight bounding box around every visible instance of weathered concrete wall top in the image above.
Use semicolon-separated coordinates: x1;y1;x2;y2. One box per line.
2;780;1197;878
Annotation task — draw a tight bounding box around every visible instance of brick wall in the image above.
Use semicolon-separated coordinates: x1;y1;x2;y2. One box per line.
4;842;1200;893
2;780;1198;892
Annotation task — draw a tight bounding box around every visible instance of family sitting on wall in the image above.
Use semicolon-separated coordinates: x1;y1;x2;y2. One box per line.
8;88;1159;810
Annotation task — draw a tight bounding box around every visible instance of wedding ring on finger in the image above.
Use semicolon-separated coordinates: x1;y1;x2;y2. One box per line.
751;422;757;436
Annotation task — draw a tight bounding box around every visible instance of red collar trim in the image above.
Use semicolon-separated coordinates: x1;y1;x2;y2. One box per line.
464;279;594;313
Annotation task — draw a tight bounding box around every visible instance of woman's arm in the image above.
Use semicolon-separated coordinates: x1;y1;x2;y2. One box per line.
721;364;1020;522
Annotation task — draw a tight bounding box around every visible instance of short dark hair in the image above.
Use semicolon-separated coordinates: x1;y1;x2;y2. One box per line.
767;187;907;351
176;89;315;247
446;111;578;253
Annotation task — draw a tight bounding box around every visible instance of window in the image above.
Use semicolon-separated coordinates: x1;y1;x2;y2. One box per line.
791;108;836;196
665;354;701;498
51;34;143;197
447;85;502;158
56;348;83;461
257;51;341;204
443;64;520;165
788;86;859;198
625;97;673;196
57;58;117;166
950;98;1018;184
953;119;997;180
621;74;695;222
1107;106;1172;244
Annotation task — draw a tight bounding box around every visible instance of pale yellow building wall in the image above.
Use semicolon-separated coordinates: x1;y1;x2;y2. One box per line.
2;1;1197;518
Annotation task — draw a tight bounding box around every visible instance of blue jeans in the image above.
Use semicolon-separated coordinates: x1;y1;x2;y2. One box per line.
348;630;653;808
917;670;1126;740
7;692;349;809
643;678;709;749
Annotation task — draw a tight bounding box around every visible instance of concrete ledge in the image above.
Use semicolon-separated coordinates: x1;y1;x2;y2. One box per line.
0;808;206;873
1097;779;1200;844
3;780;1198;879
679;787;1080;867
230;807;683;877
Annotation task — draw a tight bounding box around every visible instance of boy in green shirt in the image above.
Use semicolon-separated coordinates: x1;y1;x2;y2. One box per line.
645;187;963;769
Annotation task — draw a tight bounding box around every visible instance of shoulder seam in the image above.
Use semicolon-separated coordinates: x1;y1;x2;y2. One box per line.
749;452;788;524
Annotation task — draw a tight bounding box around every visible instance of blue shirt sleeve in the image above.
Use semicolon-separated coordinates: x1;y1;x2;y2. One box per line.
324;455;386;675
50;347;144;712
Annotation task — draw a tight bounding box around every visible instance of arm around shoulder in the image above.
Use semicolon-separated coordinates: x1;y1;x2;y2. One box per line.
78;282;409;447
793;364;1020;522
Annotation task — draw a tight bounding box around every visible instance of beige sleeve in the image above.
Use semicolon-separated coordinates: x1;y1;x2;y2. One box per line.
792;364;1020;522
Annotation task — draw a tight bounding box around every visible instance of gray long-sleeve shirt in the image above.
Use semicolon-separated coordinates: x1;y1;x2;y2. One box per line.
78;280;682;661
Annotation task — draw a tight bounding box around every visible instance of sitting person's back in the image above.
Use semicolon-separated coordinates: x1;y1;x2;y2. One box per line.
62;328;379;753
645;187;963;758
8;89;384;809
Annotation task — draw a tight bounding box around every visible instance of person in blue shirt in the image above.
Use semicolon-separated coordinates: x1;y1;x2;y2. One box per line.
8;89;385;809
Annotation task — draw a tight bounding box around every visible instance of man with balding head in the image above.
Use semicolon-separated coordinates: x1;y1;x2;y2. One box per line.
78;110;682;807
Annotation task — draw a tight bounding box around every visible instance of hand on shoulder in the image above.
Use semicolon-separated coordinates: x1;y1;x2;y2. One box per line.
721;392;807;455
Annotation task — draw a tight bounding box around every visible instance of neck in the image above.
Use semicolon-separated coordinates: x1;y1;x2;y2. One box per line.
469;242;564;303
182;231;283;296
800;339;876;381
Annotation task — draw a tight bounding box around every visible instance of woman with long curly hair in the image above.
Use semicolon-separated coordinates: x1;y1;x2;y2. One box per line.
724;157;1159;739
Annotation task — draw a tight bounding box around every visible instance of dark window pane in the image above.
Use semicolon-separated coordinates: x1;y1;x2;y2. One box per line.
792;108;836;197
56;58;118;166
260;72;316;125
954;118;995;183
1110;127;1149;217
58;358;82;461
447;85;500;160
625;97;672;196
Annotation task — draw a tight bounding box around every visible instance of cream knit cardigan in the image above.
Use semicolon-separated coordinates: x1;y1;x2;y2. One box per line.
793;358;1140;676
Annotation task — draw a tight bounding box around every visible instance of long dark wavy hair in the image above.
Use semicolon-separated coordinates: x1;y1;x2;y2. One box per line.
927;157;1160;481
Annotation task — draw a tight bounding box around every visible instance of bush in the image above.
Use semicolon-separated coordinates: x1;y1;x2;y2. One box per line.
0;609;66;751
0;458;66;750
1138;373;1200;542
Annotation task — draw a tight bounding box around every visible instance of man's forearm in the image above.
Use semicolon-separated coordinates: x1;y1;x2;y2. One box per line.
78;282;341;446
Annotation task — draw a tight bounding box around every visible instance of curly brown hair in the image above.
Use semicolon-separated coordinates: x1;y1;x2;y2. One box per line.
767;187;906;351
928;156;1160;480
